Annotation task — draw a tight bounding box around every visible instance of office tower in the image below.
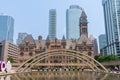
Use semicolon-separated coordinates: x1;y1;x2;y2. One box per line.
99;34;107;55
49;9;56;40
16;33;28;45
99;34;107;50
102;0;120;56
66;5;82;39
0;14;14;42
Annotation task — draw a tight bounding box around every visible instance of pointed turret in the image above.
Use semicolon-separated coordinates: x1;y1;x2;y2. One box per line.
61;35;66;48
46;35;50;48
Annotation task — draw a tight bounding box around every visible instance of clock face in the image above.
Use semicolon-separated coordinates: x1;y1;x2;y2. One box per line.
81;18;87;23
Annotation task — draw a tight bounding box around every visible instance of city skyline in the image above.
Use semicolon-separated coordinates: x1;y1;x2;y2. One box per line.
0;0;105;43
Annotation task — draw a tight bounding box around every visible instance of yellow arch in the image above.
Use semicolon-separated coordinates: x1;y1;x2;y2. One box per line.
17;49;108;72
28;53;95;70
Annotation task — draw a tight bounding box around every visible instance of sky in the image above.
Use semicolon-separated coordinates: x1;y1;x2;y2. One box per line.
0;0;105;43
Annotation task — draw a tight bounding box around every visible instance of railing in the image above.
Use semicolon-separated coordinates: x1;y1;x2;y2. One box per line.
101;60;120;66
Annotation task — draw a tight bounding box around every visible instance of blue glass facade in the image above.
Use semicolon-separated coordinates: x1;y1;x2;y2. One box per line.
0;15;14;42
99;34;107;49
66;5;82;39
102;0;120;55
49;9;56;40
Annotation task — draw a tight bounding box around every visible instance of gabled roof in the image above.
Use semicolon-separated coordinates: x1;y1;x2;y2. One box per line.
77;34;92;45
21;35;36;45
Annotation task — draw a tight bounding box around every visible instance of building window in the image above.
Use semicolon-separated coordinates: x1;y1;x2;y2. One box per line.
84;47;87;50
20;48;24;51
79;47;82;50
89;47;92;50
82;28;87;33
30;47;33;50
54;60;58;63
20;52;24;56
25;41;29;46
70;46;72;50
29;52;33;57
25;48;28;52
88;52;92;56
40;47;42;50
20;60;23;63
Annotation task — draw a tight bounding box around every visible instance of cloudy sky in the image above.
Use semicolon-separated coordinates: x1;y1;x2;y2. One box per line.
0;0;105;43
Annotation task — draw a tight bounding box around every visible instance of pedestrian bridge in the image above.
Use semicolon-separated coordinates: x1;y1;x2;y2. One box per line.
16;49;108;72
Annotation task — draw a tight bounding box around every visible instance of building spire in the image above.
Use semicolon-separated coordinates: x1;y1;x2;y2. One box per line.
80;10;87;18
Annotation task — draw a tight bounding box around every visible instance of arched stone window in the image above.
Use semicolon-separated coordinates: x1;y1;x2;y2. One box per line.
29;52;33;57
54;60;58;63
88;52;92;56
20;52;24;56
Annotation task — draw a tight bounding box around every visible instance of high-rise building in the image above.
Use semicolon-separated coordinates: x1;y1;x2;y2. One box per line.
99;34;107;49
99;34;107;55
102;0;120;56
49;9;56;40
66;5;82;39
0;14;14;42
16;33;28;45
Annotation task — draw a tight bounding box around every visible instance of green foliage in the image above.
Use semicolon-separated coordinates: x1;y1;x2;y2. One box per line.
7;57;15;63
94;54;119;62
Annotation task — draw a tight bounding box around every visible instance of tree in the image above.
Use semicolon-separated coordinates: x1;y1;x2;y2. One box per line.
7;57;15;63
94;54;119;62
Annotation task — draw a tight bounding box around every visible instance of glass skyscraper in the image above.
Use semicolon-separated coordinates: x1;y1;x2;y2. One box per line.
99;34;107;55
49;9;56;40
102;0;120;55
66;5;82;39
99;34;107;49
0;14;14;42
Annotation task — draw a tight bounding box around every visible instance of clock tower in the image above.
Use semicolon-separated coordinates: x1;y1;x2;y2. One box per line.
80;10;88;37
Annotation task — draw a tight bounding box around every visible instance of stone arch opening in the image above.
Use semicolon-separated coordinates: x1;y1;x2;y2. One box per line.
20;52;24;56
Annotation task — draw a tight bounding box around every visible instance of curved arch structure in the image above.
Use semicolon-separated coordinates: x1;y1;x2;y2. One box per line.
16;49;108;72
